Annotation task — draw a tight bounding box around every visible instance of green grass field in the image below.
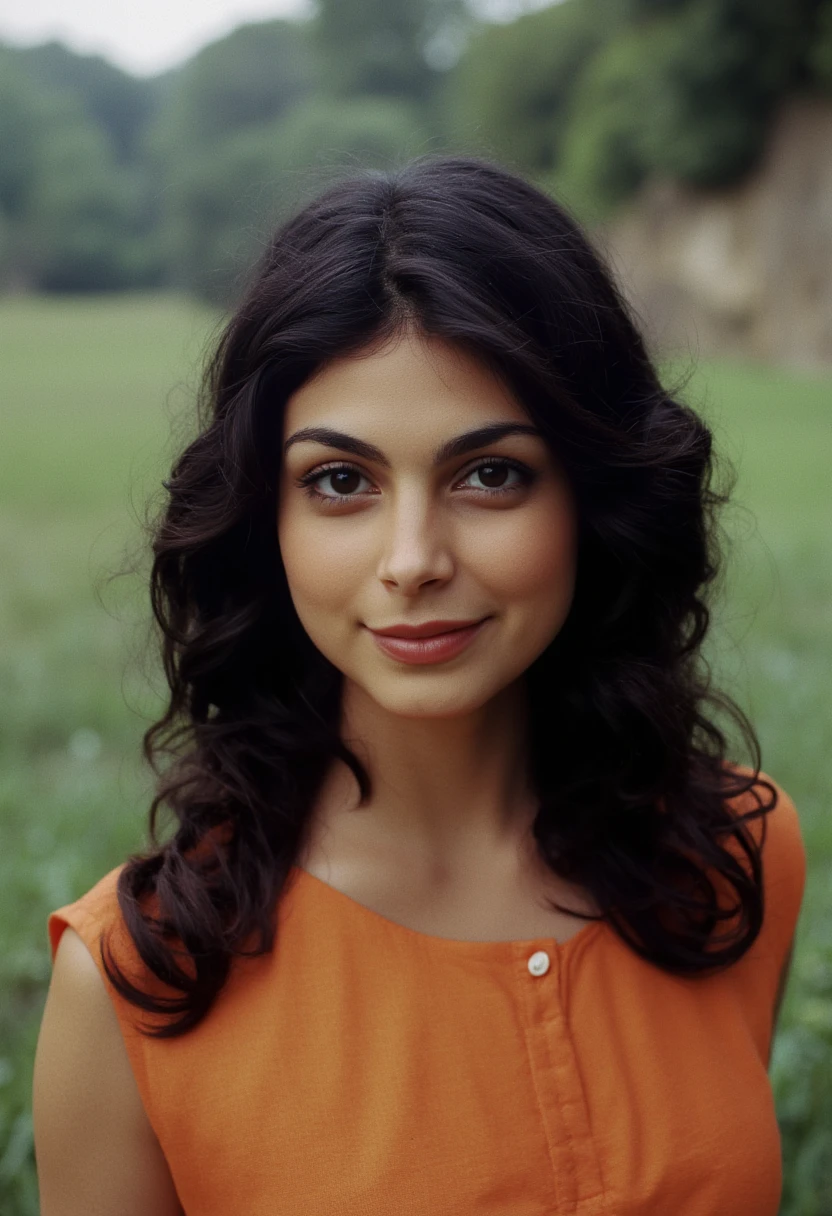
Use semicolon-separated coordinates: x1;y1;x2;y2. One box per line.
1;295;830;1213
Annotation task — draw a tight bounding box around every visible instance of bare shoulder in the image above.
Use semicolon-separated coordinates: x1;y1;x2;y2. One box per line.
34;927;182;1216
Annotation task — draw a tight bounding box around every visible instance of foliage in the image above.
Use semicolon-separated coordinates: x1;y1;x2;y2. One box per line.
550;0;794;215
150;20;316;153
161;96;428;302
809;0;832;89
12;41;159;162
550;26;654;216
3;0;832;294
772;945;832;1212
0;50;40;221
312;0;467;102
0;47;161;291
146;11;438;303
444;0;608;172
446;0;832;212
634;0;806;182
26;116;148;291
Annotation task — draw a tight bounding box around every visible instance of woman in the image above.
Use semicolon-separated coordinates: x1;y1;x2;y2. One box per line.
34;157;805;1215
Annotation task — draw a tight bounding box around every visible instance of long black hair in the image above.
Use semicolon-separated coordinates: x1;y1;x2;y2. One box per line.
105;156;774;1035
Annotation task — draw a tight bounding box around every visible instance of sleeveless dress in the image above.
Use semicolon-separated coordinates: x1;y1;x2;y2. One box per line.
49;776;805;1216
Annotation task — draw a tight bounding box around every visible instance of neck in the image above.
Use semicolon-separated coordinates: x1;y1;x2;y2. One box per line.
310;678;539;876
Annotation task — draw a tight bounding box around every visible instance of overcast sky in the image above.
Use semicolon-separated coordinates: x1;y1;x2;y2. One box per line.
0;0;311;76
0;0;554;77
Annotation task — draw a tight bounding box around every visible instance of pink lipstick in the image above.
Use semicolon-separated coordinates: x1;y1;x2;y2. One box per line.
367;619;489;665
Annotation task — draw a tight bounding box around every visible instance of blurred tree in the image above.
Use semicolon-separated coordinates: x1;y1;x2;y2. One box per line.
554;0;795;213
165;97;427;302
445;0;609;173
145;19;322;299
272;95;429;168
452;0;831;215
0;48;40;222
552;26;653;214
155;20;316;152
26;113;145;291
313;0;468;103
0;46;160;291
808;0;832;89
13;41;159;162
150;14;439;301
637;0;807;183
3;0;832;296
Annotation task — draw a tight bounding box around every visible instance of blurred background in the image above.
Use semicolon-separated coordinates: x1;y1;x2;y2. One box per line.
0;1;830;1211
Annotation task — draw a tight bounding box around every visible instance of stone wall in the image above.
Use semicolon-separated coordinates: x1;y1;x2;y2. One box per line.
598;100;832;368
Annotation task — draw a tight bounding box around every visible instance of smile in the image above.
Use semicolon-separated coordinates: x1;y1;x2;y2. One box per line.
366;619;490;665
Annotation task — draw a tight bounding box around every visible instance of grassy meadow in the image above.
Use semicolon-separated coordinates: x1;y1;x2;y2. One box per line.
1;295;830;1213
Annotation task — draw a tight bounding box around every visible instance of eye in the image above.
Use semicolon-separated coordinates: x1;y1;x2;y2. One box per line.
298;463;376;501
456;459;531;494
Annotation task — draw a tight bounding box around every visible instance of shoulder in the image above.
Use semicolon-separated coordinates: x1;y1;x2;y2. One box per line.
48;865;125;964
727;771;805;894
48;865;157;1011
727;770;806;972
34;926;181;1215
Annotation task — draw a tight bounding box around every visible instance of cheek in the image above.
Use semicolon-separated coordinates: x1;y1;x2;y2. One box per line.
277;505;368;622
466;491;577;613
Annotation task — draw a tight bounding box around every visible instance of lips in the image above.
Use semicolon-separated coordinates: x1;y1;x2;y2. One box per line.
370;619;484;639
366;618;490;665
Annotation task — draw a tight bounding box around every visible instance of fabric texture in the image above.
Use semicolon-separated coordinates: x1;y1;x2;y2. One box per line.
49;775;805;1215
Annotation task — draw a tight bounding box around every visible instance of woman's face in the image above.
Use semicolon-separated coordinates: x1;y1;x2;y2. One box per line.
277;331;577;719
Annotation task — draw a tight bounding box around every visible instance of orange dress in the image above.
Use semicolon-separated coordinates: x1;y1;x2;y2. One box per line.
49;777;805;1215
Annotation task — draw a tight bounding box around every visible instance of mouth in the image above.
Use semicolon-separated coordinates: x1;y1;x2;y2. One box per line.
365;618;491;665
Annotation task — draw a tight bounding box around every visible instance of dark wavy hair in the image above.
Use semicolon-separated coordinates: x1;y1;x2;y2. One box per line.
106;156;775;1035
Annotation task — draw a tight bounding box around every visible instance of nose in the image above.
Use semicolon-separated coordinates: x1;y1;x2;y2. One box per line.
376;491;454;595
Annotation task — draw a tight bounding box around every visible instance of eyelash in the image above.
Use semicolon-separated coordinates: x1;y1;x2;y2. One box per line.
295;457;535;506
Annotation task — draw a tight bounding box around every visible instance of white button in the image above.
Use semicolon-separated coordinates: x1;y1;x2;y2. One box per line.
527;950;550;977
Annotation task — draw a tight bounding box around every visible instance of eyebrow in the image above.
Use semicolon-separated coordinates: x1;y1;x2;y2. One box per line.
283;422;541;467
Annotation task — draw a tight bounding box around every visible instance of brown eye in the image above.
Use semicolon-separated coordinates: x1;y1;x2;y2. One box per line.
302;464;375;500
456;460;530;495
477;464;509;488
327;468;362;495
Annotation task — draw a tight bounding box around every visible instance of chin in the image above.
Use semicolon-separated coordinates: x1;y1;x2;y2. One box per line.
361;675;511;720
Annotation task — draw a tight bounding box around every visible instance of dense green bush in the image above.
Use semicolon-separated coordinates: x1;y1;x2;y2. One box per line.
442;0;606;172
0;47;159;291
551;27;653;216
772;932;832;1211
446;0;832;213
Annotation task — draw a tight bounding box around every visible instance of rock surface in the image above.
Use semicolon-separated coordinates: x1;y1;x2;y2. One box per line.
599;100;832;368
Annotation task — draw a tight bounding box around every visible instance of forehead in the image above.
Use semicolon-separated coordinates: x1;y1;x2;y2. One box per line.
282;333;530;447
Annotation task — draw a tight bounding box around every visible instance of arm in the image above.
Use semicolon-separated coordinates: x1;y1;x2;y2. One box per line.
33;927;182;1216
